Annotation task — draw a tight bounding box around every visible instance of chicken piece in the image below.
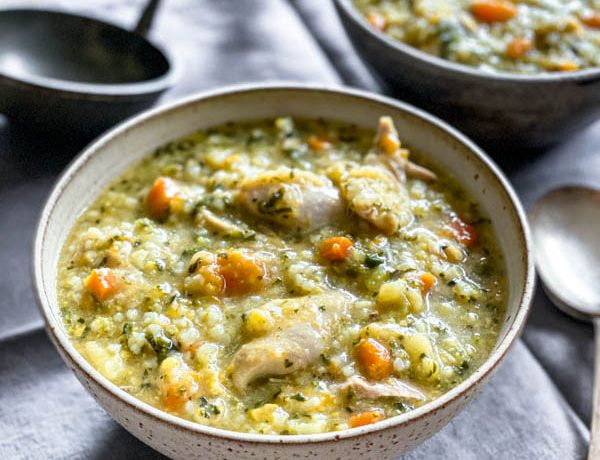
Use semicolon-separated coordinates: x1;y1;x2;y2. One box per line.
230;293;352;390
405;161;438;182
236;168;343;231
339;375;426;401
196;208;254;239
371;116;437;183
338;166;412;234
327;117;437;234
231;325;321;390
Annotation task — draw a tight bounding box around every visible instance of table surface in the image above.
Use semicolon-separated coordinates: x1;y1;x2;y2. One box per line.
0;1;597;458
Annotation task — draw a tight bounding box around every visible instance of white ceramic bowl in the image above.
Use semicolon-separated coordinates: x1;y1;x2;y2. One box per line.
33;83;534;460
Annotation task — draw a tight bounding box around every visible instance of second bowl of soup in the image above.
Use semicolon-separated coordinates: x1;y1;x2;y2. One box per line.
334;0;600;149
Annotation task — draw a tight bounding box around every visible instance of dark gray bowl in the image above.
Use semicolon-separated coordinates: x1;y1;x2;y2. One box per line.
334;0;600;150
0;8;177;139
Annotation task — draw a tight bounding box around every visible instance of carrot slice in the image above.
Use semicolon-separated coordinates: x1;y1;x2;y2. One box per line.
218;250;266;296
349;410;384;428
147;177;179;220
419;272;437;294
160;357;200;413
506;37;532;59
85;268;119;302
307;135;333;152
470;1;517;23
446;216;479;248
582;11;600;28
320;237;353;262
355;338;393;380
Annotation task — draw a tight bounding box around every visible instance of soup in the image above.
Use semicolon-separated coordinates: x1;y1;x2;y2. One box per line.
57;117;506;434
354;0;600;73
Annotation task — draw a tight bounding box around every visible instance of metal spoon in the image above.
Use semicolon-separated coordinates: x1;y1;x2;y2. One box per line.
0;0;176;138
530;186;600;460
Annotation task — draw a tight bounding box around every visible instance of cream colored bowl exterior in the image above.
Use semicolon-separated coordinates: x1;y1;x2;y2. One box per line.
33;84;534;460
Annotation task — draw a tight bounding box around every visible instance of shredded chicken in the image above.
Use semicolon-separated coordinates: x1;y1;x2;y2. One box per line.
196;208;252;238
339;375;426;401
327;117;437;234
372;116;437;183
236;168;343;231
337;166;412;234
230;293;352;390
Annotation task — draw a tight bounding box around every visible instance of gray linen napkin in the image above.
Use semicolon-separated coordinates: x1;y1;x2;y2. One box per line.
1;0;597;458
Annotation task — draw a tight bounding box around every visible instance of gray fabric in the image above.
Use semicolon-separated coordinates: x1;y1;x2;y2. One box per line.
0;0;597;458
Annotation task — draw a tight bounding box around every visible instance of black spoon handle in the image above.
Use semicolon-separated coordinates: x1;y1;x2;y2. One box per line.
134;0;161;37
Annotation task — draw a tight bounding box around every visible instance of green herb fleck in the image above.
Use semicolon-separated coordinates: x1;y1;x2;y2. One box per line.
147;333;173;361
364;254;385;268
394;402;410;412
257;189;292;216
198;396;221;418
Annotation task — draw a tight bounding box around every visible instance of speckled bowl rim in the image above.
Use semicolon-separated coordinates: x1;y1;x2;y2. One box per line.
0;7;180;98
32;82;535;446
335;0;600;83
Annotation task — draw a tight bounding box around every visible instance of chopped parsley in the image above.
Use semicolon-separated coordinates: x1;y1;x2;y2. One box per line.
364;253;385;268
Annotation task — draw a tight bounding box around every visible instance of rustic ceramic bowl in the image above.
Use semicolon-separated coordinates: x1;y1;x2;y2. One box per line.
334;0;600;150
33;83;534;460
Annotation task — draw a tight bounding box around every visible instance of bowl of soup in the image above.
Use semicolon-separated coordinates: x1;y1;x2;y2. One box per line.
33;83;534;459
334;0;600;150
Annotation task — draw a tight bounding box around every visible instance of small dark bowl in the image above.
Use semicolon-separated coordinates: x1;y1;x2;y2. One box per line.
0;8;177;139
334;0;600;151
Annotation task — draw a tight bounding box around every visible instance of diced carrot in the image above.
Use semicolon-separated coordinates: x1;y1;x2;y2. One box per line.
349;410;384;428
163;372;198;412
159;357;200;413
419;272;437;294
307;135;333;152
320;236;353;262
218;250;266;296
84;268;119;302
146;177;179;220
366;12;387;31
355;338;393;381
582;11;600;28
470;1;517;23
506;37;532;59
446;216;479;248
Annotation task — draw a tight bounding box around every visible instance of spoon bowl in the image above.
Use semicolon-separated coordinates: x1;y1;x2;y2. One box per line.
0;9;169;84
0;5;176;138
530;186;600;321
